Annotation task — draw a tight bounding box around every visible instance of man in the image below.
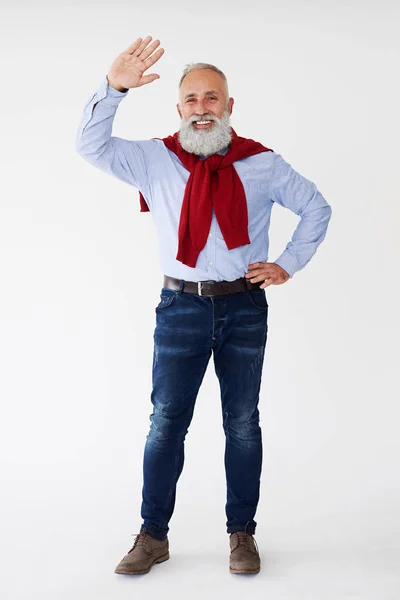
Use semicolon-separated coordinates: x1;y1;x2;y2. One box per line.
76;36;332;576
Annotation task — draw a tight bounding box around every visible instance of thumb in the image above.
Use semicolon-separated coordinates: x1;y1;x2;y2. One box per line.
137;73;160;86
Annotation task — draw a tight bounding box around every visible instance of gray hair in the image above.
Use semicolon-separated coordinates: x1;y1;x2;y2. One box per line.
179;62;229;98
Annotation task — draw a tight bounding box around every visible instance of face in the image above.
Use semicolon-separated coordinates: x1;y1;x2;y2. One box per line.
176;69;235;156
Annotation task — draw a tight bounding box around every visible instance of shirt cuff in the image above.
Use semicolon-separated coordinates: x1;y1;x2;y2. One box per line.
106;74;129;95
94;74;129;106
273;251;301;278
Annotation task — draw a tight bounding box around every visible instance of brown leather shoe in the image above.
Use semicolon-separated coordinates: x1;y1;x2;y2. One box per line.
114;532;169;575
229;531;260;574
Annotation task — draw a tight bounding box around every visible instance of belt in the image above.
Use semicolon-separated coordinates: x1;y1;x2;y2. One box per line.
163;275;262;296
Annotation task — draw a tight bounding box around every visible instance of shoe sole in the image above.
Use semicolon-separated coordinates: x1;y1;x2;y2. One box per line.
230;565;260;574
115;552;170;575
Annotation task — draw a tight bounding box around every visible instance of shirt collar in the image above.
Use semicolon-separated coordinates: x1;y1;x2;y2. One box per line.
199;145;230;160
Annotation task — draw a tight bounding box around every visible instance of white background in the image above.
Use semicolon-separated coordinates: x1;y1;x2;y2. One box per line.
1;0;399;598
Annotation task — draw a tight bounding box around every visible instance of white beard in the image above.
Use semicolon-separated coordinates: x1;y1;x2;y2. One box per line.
178;108;232;157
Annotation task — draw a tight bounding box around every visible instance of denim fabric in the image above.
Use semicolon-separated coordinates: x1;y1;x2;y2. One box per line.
140;280;268;541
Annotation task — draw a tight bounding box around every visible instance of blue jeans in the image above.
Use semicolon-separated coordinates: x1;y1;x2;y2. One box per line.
140;279;268;541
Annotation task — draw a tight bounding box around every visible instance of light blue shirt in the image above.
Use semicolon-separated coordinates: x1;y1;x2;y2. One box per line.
75;74;332;281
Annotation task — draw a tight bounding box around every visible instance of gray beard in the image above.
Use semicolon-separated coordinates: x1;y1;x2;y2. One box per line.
178;109;232;156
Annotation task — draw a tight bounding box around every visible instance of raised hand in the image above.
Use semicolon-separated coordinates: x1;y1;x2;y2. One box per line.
107;36;164;91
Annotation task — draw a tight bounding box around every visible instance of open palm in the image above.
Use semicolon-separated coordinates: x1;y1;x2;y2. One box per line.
107;36;165;90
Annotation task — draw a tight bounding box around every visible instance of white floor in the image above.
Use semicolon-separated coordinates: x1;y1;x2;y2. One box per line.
2;524;399;600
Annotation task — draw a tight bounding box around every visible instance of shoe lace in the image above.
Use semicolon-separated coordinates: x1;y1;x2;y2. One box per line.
128;532;151;554
232;532;259;554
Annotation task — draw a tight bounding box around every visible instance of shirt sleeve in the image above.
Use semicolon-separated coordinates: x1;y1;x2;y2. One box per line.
270;152;332;278
75;74;157;207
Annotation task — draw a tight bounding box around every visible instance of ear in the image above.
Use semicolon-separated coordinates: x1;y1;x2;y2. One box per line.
176;103;182;118
228;97;234;117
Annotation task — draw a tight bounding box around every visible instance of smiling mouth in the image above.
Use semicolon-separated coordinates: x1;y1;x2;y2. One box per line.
193;120;214;129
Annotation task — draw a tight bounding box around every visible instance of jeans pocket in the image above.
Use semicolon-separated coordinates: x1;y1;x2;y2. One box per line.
247;288;269;311
155;287;178;312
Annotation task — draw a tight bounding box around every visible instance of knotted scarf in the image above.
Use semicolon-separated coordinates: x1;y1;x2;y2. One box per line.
138;127;273;268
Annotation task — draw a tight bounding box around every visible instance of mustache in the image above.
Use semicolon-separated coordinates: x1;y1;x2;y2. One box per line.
189;115;219;124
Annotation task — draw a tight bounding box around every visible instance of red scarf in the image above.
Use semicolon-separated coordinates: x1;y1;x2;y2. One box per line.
139;127;273;268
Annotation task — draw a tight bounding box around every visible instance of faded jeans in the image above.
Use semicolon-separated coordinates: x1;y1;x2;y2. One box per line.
139;279;269;541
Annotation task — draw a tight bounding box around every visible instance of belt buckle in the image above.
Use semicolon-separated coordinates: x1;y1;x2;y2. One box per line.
198;281;203;296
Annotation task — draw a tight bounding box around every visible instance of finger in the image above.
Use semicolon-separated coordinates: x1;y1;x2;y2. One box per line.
245;271;264;280
245;267;263;277
260;278;275;288
124;37;144;54
248;273;269;284
246;268;274;280
136;73;160;87
245;272;259;280
139;38;161;62
132;36;153;56
143;47;165;69
246;263;271;275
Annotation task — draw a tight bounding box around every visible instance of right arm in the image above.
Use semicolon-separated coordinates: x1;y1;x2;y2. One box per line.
75;36;164;200
75;74;157;195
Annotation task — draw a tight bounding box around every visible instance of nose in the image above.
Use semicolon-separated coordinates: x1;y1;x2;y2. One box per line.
195;99;207;115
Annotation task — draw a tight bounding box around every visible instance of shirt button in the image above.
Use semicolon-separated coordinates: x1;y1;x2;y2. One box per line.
209;261;213;265
209;232;213;237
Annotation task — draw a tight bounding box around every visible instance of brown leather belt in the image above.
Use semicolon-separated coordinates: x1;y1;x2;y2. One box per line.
163;274;262;296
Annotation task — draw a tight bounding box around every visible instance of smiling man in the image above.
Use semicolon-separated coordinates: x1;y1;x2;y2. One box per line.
177;68;234;156
76;36;332;577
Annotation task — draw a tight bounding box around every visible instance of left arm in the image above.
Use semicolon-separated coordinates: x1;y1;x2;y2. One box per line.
270;152;332;278
245;152;332;287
